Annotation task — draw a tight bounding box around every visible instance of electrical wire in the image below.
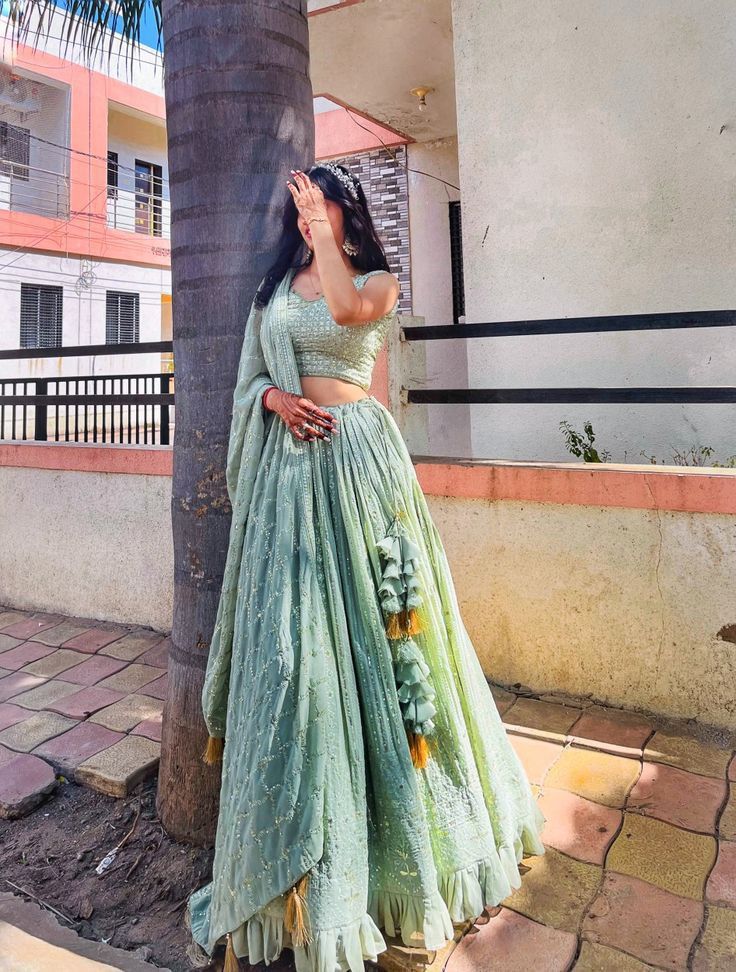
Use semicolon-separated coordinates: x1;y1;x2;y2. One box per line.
342;106;460;195
0;181;111;270
0;259;169;285
0;270;169;293
0;128;170;187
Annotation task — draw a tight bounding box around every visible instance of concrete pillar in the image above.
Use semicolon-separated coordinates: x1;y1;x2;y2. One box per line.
449;1;736;463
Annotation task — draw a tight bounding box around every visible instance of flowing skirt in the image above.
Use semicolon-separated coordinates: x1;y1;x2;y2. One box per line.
187;394;545;972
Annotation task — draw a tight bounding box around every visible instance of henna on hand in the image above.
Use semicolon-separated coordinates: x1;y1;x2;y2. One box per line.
267;388;340;441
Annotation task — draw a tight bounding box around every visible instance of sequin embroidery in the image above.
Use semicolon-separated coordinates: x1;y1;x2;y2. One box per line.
287;269;399;390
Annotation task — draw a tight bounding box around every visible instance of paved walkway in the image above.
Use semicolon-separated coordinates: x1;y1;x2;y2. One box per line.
0;607;734;971
435;689;736;972
0;608;166;806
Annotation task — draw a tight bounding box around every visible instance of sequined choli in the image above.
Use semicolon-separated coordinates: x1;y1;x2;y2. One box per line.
287;269;399;390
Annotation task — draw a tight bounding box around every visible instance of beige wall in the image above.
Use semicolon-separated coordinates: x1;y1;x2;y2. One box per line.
405;137;473;457
450;0;736;463
407;137;459;328
427;492;736;728
0;466;172;631
2;453;733;728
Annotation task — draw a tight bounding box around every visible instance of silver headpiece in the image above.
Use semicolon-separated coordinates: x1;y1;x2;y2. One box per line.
317;161;360;201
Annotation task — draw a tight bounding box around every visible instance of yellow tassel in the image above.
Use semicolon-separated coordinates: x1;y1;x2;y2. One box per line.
224;932;240;971
202;735;224;765
386;606;428;640
385;611;405;640
407;731;431;769
406;606;427;636
284;873;311;947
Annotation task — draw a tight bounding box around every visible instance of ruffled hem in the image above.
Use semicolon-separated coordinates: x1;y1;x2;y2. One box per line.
230;898;386;972
187;805;547;969
369;805;546;950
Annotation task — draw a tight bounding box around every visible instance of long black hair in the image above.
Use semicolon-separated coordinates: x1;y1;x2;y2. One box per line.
254;162;391;309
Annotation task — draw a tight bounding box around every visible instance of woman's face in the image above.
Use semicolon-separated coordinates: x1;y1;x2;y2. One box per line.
297;197;345;253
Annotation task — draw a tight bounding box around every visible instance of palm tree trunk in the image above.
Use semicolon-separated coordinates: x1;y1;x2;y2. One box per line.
156;0;314;843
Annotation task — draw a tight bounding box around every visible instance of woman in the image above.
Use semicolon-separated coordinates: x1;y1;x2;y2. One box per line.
186;162;545;972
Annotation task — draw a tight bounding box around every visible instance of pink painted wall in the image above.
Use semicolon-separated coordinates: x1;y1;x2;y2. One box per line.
0;43;168;268
315;102;410;159
2;443;734;515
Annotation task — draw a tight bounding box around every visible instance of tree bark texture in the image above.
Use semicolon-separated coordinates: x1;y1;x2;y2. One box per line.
157;0;314;845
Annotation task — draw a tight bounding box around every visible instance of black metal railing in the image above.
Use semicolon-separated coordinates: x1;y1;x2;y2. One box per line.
0;342;174;445
402;309;736;404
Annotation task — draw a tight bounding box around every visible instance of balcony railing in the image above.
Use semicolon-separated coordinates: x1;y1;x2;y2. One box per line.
107;187;171;239
0;342;174;446
0;161;69;219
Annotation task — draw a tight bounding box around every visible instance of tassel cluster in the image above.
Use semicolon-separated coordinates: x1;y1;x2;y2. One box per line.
394;637;437;735
376;513;424;638
394;636;437;769
376;510;436;770
202;734;224;765
376;513;426;638
284;873;311;947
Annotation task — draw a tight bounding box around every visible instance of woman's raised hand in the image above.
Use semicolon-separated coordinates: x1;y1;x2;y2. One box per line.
287;169;329;225
266;388;339;442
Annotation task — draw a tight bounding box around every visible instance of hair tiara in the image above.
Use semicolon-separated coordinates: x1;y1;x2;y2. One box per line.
316;161;360;201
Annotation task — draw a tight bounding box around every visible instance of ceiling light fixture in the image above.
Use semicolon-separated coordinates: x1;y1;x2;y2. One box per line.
410;86;434;113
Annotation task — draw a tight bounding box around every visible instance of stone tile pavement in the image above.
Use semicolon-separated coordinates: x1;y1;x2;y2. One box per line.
416;687;736;972
1;607;735;971
0;607;167;810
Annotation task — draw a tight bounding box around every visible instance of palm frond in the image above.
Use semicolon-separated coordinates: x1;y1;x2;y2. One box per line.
5;1;163;69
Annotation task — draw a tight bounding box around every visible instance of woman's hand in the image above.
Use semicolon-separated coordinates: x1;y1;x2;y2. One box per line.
266;388;339;441
287;169;329;225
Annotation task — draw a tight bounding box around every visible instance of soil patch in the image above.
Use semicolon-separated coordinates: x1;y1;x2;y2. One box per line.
0;774;294;971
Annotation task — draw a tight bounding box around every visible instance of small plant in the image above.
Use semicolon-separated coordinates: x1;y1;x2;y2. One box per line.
640;446;736;467
559;420;611;462
668;445;714;467
560;420;736;467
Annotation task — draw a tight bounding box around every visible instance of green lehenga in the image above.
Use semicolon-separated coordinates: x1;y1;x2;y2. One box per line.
186;267;546;972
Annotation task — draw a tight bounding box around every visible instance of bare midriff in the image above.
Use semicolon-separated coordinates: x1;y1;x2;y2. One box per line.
300;375;369;406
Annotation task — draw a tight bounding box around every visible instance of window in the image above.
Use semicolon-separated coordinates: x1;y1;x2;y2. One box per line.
107;150;119;198
134;158;163;236
106;290;140;344
20;283;63;348
0;121;30;181
449;201;465;324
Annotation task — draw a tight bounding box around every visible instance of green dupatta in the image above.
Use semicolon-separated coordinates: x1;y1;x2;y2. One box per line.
196;266;371;957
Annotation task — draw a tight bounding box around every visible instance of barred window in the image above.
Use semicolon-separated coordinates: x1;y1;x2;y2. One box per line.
134;159;163;237
106;290;140;344
107;150;119;198
20;283;63;348
0;121;30;182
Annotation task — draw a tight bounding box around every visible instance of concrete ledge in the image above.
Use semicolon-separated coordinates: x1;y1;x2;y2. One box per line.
0;464;173;630
0;443;172;477
3;442;734;514
1;447;734;726
414;456;736;515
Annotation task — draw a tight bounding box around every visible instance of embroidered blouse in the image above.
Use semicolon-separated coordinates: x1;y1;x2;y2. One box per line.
286;269;400;391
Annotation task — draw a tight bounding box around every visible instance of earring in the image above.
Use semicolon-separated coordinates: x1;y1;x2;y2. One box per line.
342;236;358;256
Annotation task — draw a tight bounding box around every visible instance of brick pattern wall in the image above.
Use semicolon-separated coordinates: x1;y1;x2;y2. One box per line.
326;145;411;315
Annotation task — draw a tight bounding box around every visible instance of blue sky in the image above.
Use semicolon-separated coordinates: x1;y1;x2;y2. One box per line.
50;0;162;52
